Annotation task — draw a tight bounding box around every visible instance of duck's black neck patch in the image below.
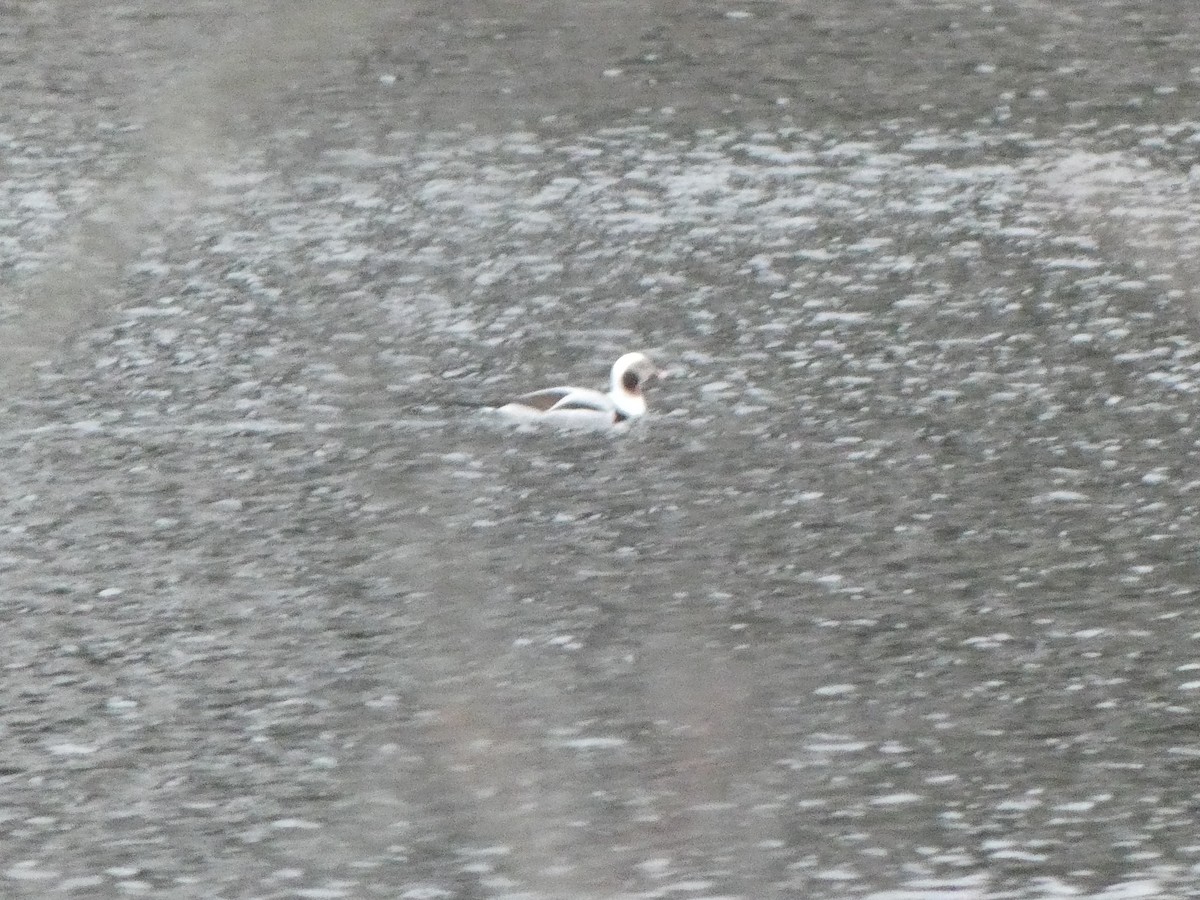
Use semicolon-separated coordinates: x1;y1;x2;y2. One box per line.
622;371;641;393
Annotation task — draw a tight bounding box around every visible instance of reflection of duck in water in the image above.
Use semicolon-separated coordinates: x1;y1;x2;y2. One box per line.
497;352;662;428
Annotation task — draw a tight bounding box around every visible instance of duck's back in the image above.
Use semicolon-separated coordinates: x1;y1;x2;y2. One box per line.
497;385;619;427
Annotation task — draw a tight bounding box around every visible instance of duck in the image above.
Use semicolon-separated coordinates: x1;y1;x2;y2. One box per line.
496;352;662;428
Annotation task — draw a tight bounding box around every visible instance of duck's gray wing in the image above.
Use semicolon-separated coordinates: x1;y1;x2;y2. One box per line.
547;388;613;413
507;387;574;411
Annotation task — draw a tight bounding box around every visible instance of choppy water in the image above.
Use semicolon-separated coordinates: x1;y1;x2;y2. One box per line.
3;3;1200;898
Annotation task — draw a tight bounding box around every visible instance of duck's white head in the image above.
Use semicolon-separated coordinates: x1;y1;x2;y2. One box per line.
609;351;661;420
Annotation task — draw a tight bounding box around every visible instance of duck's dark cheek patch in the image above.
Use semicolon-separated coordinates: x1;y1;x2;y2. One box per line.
622;371;641;393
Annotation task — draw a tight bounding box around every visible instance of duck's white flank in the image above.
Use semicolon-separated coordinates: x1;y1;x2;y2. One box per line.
497;352;661;428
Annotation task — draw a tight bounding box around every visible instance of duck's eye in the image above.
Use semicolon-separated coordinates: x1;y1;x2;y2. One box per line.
622;371;641;392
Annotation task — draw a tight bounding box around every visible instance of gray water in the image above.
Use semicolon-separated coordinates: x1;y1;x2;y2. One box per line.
3;2;1200;898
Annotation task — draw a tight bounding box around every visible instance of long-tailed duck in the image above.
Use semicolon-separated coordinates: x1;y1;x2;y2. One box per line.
497;352;661;428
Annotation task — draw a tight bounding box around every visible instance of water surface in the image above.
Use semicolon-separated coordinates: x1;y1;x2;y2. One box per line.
2;2;1200;898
